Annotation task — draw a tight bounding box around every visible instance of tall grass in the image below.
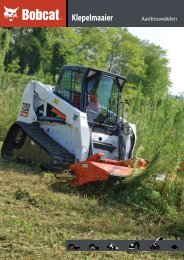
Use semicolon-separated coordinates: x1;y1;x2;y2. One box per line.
0;72;48;140
125;94;184;173
121;94;184;237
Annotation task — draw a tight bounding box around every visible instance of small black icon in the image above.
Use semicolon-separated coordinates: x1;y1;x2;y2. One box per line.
171;244;178;250
107;243;119;250
129;241;140;250
68;244;80;250
89;244;99;250
150;237;163;250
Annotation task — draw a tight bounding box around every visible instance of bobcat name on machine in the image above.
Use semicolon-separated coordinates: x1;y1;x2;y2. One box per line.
1;66;146;187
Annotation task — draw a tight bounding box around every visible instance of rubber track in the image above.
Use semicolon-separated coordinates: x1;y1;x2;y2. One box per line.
16;121;75;169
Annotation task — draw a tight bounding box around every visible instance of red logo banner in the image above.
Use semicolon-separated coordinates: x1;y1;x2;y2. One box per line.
0;0;66;27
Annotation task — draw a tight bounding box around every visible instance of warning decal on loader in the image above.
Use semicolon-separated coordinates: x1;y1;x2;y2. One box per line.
20;111;29;117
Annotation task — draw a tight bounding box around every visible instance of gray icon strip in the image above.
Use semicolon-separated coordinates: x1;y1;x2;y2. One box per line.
66;240;184;251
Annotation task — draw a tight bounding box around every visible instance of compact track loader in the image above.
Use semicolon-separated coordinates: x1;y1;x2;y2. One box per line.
1;66;146;187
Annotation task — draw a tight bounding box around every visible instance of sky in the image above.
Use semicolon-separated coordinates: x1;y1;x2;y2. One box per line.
128;27;184;95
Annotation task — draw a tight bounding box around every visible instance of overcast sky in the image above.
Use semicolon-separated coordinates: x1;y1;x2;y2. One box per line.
128;27;184;95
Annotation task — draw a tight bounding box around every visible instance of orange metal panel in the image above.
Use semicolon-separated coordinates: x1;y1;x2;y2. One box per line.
69;161;132;187
91;162;132;177
69;161;109;187
69;153;147;187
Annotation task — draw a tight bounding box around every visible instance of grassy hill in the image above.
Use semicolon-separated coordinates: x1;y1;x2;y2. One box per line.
0;155;183;259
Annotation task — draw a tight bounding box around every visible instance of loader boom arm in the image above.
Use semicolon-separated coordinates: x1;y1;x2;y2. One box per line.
17;80;91;162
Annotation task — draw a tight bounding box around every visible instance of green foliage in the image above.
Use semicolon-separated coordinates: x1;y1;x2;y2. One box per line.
6;57;21;73
126;95;184;171
4;28;170;99
107;28;145;85
5;28;45;75
0;73;34;140
142;43;171;97
14;187;30;200
0;29;11;87
119;94;184;235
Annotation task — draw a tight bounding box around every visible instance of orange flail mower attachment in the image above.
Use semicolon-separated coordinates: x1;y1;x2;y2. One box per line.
69;153;147;187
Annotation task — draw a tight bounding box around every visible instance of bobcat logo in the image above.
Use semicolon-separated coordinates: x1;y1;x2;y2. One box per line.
4;6;19;22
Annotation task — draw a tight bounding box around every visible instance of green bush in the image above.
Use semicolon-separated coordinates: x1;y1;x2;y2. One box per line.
0;72;55;141
126;95;184;173
0;72;34;140
119;95;184;234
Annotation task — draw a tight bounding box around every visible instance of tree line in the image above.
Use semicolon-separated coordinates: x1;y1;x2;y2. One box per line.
0;27;170;99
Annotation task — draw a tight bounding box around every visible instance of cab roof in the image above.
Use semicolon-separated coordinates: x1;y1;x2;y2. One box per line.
61;65;126;88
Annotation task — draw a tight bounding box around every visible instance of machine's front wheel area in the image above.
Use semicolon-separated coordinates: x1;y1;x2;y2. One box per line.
13;127;26;149
1;123;26;158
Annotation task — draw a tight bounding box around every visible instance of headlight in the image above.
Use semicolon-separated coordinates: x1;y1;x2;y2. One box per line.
122;123;133;135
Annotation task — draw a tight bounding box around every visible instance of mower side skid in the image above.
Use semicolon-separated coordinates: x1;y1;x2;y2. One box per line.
69;153;147;187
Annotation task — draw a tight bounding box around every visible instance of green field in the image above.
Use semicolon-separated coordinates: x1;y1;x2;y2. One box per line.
0;155;183;259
